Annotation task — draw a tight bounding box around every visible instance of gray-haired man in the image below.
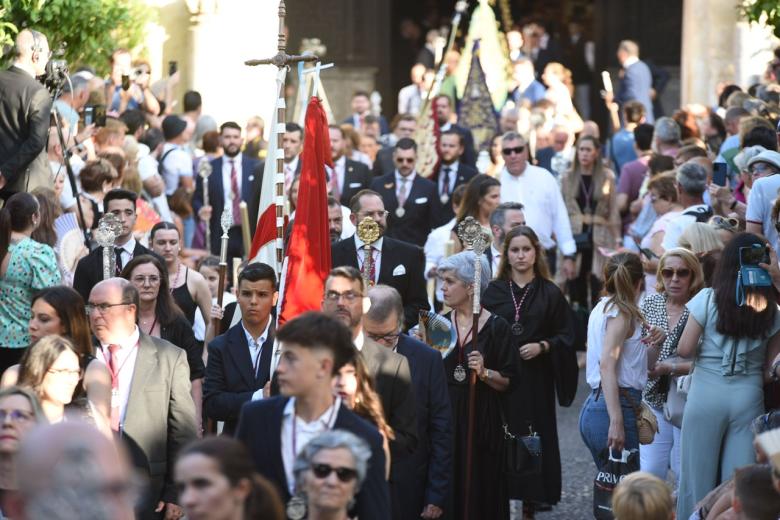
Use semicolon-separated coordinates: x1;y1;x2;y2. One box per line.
662;162;710;250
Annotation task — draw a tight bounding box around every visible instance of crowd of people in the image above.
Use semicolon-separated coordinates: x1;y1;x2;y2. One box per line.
2;13;780;520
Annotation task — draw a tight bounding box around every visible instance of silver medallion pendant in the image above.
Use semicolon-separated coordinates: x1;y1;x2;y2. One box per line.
454;364;467;382
440;194;449;205
286;495;307;520
511;322;524;336
395;207;406;218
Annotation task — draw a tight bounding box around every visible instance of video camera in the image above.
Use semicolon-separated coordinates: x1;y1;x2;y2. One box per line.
736;244;772;306
41;58;68;93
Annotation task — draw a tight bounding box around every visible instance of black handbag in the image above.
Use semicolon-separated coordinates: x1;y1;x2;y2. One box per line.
500;408;542;477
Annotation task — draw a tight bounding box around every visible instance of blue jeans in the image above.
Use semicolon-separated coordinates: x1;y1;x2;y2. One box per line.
578;387;640;467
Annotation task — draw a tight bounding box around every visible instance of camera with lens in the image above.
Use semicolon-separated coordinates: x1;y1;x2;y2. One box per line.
41;58;69;93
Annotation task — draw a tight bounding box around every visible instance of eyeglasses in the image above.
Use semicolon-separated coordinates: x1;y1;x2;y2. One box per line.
660;268;691;280
131;275;161;286
85;302;131;314
502;146;525;156
47;368;81;377
0;409;34;423
395;157;415;164
311;463;358;483
324;291;361;302
366;331;401;343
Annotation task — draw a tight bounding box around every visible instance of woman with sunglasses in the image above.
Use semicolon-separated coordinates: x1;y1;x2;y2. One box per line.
175;437;285;520
639;248;703;485
1;286;112;426
120;254;205;431
676;233;780;519
333;349;393;478
450;174;501;253
293;430;371;520
0;386;46;516
640;174;683;295
482;225;577;518
561;135;620;309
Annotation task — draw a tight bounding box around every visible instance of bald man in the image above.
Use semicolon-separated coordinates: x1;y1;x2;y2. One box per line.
88;277;197;520
0;29;53;198
8;422;136;520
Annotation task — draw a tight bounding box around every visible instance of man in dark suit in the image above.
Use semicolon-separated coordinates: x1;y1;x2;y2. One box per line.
235;312;390;520
193;121;264;261
341;90;390;135
373;114;417;177
614;40;655;124
0;29;53;198
88;278;197;520
371;138;440;247
434;95;476;167
331;189;430;330
328;125;372;207
282;122;303;191
73;189;159;301
321;266;418;458
204;263;277;435
365;285;452;520
435;129;478;224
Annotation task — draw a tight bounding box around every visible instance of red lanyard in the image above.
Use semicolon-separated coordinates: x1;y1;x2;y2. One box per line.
509;281;531;323
453;310;476;364
101;342;138;386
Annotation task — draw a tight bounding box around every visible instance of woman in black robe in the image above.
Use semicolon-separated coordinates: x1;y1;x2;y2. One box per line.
482;225;577;519
438;250;516;520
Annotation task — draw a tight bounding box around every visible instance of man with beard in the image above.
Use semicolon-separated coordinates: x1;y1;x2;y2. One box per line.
434;129;478;224
328;196;345;243
434;95;476;167
194;121;264;261
331;189;429;330
487;202;526;277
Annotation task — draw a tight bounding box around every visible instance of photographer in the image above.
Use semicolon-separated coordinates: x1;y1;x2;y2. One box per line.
0;29;54;198
105;49;160;117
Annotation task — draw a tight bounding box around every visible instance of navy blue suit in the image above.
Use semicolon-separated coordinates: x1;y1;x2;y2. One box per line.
616;60;655;123
371;173;440;247
192;154;264;256
433;162;478;225
393;335;452;519
342;114;391;136
203;321;274;435
235;396;390;520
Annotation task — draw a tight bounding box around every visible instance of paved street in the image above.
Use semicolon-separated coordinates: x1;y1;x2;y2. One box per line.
537;369;594;520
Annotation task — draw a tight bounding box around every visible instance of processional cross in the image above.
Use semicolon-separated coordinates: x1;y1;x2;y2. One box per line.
245;0;319;266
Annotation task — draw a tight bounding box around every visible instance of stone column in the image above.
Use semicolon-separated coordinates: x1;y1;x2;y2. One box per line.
681;0;778;106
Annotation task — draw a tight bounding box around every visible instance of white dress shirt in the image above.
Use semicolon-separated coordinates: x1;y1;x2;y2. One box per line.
424;218;456;301
221;153;243;204
499;165;576;255
354;235;383;283
281;396;341;493
115;237;136;269
438;161;459;196
243;319;272;401
394;170;416;201
354;329;365;351
284;155;299;192
97;326;141;430
490;243;501;275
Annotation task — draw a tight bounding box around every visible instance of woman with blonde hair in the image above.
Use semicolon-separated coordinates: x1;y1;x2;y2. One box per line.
612;471;674;520
676;222;723;255
562;135;621;309
579;253;660;466
640;248;703;484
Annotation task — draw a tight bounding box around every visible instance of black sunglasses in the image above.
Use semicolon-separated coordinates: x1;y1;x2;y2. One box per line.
502;146;525;156
311;463;358;482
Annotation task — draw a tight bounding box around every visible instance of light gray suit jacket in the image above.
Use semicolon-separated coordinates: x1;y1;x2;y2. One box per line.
121;333;197;513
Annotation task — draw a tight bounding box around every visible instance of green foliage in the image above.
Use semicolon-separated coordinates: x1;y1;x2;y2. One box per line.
741;0;780;39
0;0;153;74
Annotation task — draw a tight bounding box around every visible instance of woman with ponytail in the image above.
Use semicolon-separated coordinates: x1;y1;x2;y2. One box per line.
175;436;285;520
0;193;61;372
579;252;658;466
676;233;780;519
